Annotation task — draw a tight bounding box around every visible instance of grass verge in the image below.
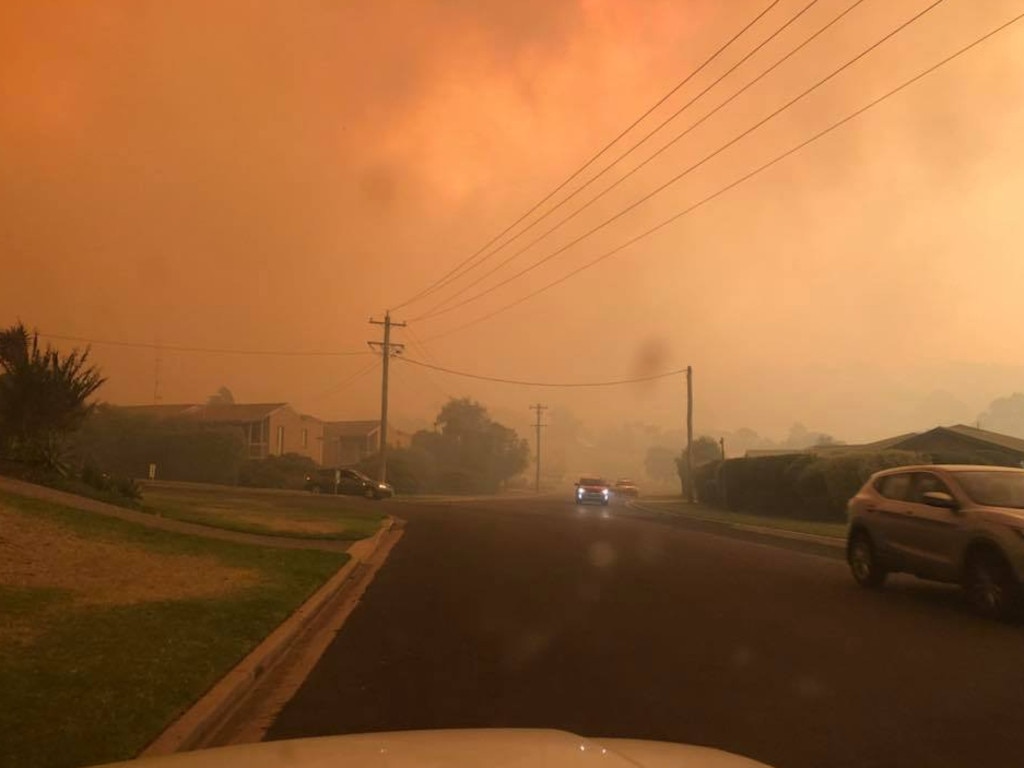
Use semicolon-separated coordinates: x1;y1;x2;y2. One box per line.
143;486;383;541
634;499;847;539
0;491;349;768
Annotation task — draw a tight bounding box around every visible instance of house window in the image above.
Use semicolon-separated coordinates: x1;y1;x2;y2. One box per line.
276;425;284;455
247;420;267;459
301;428;308;449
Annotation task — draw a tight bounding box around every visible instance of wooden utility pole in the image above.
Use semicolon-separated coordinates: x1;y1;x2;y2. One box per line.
530;403;548;493
720;436;726;460
686;365;694;503
369;312;405;484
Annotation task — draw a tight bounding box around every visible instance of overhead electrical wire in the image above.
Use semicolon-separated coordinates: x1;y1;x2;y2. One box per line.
412;0;947;324
392;349;456;402
304;359;381;402
39;332;372;358
418;4;1024;343
403;325;457;400
417;0;834;319
387;0;784;312
399;356;687;388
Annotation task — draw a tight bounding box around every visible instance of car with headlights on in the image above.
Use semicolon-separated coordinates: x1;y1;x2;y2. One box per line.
846;464;1024;619
575;476;610;506
612;478;639;498
305;467;394;499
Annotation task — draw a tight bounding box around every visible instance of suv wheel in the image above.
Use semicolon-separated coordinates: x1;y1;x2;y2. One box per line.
848;532;887;589
964;549;1019;620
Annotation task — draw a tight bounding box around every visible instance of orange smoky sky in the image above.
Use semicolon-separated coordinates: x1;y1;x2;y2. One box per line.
2;0;1024;446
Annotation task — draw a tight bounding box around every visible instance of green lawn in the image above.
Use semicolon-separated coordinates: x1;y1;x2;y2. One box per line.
636;499;847;539
0;491;350;768
143;485;384;541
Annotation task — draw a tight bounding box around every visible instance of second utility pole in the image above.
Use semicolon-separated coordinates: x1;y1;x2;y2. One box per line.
686;365;694;503
369;311;405;484
530;403;547;494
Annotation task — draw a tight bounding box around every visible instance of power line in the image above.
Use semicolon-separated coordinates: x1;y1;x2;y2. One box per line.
392;349;456;402
416;0;831;319
388;0;784;312
413;0;945;323
399;356;688;388
39;332;372;358
304;359;381;402
419;5;1024;343
403;324;457;400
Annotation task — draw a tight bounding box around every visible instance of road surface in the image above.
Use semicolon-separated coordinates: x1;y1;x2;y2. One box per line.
266;496;1024;768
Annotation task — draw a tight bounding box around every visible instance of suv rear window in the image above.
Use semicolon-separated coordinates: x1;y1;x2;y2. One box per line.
875;473;911;500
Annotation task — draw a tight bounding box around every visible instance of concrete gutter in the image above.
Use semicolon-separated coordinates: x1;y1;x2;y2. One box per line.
141;516;399;756
626;500;845;550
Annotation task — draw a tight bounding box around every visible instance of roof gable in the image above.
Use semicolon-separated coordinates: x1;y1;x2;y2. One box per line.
192;403;288;423
324;420;381;438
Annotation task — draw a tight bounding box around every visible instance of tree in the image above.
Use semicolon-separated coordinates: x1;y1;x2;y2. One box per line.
644;445;677;484
813;434;841;447
207;386;236;406
674;435;722;497
978;393;1024;438
782;422;839;450
0;323;105;471
411;397;529;493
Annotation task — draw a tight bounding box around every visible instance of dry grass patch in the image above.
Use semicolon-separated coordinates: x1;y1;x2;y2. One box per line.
144;486;384;540
0;491;349;768
0;503;261;607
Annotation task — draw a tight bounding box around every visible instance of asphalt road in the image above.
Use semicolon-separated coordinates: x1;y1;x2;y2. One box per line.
266;496;1024;768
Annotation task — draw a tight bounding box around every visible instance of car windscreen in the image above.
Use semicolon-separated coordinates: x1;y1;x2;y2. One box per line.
952;471;1024;509
580;478;605;486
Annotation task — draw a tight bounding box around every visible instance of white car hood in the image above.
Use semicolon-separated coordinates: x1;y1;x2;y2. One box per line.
95;729;772;768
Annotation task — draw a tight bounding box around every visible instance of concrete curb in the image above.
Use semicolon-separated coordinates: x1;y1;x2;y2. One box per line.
626;501;846;550
141;516;397;756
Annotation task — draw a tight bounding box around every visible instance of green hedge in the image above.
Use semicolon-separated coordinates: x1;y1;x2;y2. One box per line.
72;407;247;485
238;453;318;490
696;450;929;522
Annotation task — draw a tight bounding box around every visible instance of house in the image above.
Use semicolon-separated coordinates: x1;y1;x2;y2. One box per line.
743;425;1024;466
322;420;412;467
888;424;1024;466
117;402;324;464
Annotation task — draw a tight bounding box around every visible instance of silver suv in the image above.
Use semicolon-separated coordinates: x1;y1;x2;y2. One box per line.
846;464;1024;619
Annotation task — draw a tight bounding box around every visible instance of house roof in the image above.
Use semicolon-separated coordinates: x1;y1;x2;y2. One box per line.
115;404;199;419
931;424;1024;455
742;426;1024;461
191;403;287;423
862;432;921;450
324;420;381;438
113;402;287;424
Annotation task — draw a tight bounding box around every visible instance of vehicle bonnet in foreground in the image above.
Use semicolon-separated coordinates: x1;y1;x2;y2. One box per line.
93;729;772;768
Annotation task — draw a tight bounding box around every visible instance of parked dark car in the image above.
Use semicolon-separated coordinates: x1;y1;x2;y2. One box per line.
305;468;394;499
